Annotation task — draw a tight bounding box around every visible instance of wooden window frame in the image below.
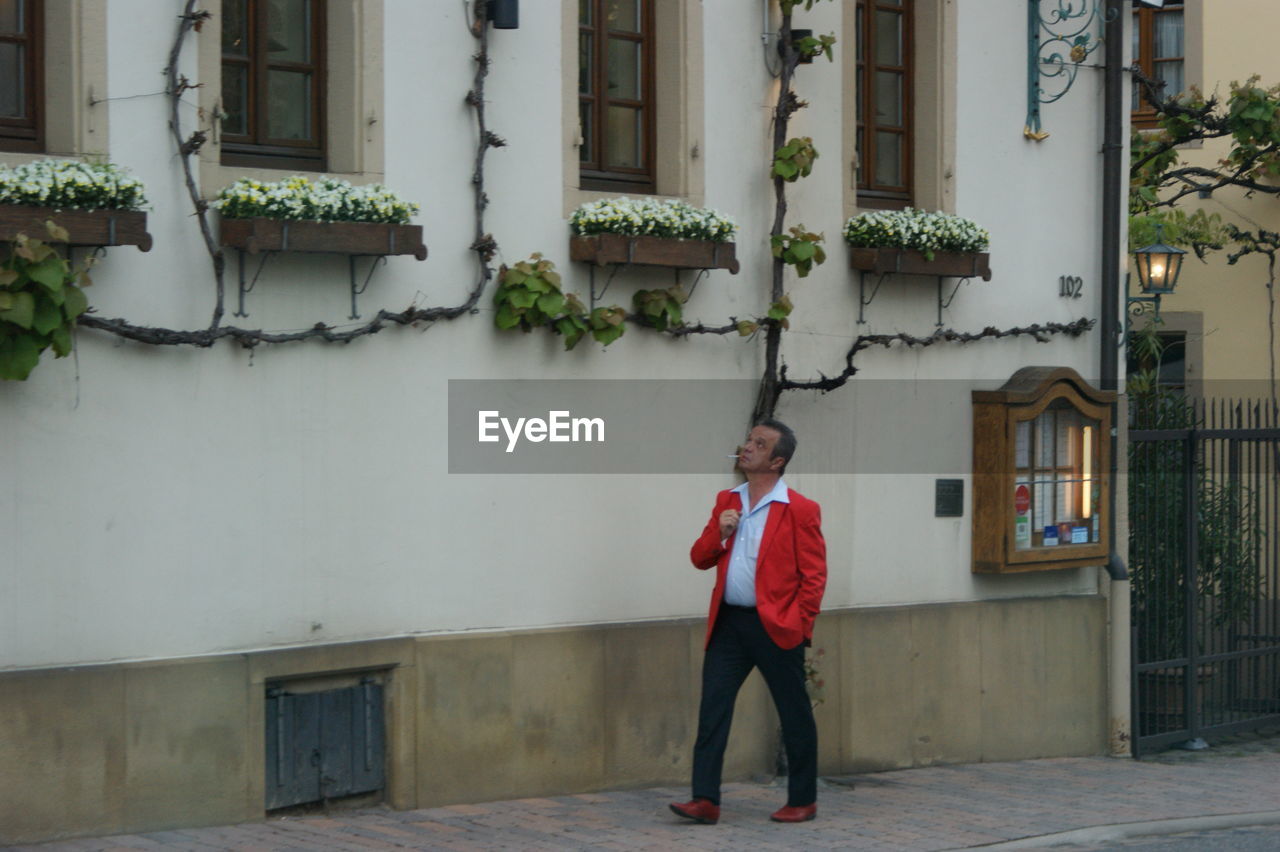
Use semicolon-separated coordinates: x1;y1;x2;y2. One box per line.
1131;1;1184;129
221;0;327;171
972;368;1115;574
0;0;43;153
856;0;913;210
578;0;657;195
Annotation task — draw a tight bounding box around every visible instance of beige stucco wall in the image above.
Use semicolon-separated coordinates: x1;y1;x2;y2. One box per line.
0;595;1107;845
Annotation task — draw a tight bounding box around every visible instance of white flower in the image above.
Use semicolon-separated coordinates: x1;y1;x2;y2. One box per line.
843;208;988;253
569;197;738;243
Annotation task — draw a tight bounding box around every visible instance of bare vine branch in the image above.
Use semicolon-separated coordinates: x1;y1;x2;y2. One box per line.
81;0;496;349
777;319;1097;393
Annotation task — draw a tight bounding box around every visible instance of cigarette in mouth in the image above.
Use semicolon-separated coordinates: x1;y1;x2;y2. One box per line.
726;454;739;459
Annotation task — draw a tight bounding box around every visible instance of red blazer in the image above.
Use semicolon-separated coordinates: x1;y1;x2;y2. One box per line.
690;487;827;650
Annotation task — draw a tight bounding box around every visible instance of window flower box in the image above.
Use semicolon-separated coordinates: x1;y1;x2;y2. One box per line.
844;208;992;323
0;205;153;251
0;159;151;250
218;217;427;259
569;232;739;273
847;246;991;280
569;197;740;273
215;175;426;259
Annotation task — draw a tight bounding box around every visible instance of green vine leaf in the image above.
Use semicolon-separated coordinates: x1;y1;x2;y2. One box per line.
771;226;827;278
737;320;759;337
0;234;93;380
27;255;68;293
589;306;627;346
0;291;35;329
772;136;818;182
795;33;837;63
633;287;686;332
0;335;41;381
62;285;88;320
32;297;62;336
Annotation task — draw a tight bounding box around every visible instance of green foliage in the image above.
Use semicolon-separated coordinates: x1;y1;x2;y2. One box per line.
772;137;818;182
779;0;833;13
1129;209;1230;259
493;254;626;350
0;228;92;381
767;294;793;330
588;305;627;346
794;32;836;63
771;225;826;278
1128;345;1265;660
633;287;686;333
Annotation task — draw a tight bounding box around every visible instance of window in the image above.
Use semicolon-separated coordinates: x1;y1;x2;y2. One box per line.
0;0;42;153
1131;1;1183;128
1127;331;1187;391
855;0;912;209
578;0;655;194
221;0;326;170
1013;402;1102;551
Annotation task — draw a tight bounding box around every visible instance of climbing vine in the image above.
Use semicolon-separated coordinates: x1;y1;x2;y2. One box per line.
4;1;1092;397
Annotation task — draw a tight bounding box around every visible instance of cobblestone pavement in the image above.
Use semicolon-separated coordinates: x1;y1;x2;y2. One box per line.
11;735;1280;851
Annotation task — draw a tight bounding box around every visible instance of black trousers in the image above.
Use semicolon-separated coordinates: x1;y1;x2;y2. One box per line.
691;605;817;807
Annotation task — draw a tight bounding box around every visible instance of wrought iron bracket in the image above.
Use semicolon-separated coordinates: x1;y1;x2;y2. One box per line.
937;276;973;327
858;270;974;326
348;255;388;320
235;249;276;318
1121;292;1162;346
587;264;707;310
1026;0;1114;140
232;249;392;319
857;271;891;324
587;264;622;310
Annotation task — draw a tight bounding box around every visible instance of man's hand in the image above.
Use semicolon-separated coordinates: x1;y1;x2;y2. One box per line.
719;509;741;540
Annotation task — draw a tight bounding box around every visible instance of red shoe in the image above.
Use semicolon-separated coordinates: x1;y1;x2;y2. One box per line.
669;798;720;824
770;803;817;822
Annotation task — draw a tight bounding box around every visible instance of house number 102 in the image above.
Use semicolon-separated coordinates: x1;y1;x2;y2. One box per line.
1059;275;1083;299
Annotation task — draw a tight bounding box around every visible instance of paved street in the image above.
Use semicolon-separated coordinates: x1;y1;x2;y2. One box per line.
10;730;1280;851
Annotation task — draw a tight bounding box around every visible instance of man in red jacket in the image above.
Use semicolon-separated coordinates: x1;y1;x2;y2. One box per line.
670;418;827;825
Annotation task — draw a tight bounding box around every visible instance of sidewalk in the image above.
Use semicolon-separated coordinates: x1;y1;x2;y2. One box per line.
12;733;1280;851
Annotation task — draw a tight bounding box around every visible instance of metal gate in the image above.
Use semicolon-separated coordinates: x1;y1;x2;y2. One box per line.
1130;396;1280;755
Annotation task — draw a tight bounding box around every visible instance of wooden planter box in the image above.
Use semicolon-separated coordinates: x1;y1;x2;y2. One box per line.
0;204;152;251
849;247;991;280
219;217;428;260
570;233;740;274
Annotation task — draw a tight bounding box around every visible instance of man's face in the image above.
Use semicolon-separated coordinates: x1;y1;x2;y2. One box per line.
738;425;783;475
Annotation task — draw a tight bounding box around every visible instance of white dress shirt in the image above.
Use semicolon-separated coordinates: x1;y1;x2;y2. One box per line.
722;479;790;607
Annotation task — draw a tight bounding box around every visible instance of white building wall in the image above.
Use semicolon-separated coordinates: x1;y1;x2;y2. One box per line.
1;1;1113;670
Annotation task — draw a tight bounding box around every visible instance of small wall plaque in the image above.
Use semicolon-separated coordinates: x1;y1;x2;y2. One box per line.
935;479;964;517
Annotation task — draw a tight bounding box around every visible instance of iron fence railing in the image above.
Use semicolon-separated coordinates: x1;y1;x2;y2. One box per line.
1130;396;1280;755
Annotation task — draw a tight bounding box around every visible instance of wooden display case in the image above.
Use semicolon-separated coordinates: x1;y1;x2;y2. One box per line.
972;367;1115;573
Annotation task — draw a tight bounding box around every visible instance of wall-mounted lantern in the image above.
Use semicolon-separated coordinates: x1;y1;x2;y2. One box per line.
1124;224;1186;341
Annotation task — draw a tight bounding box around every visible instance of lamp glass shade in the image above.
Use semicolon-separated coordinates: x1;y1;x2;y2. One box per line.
1132;239;1185;295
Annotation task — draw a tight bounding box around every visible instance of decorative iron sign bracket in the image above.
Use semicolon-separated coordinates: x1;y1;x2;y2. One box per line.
1026;0;1114;141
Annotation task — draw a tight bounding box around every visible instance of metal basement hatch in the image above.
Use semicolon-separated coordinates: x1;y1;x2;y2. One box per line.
265;678;386;810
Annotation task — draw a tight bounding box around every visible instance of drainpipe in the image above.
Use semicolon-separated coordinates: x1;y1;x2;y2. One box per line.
1101;0;1132;757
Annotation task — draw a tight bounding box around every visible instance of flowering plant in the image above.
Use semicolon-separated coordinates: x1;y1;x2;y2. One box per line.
0;159;148;211
215;175;419;224
843;208;989;260
570;197;738;243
